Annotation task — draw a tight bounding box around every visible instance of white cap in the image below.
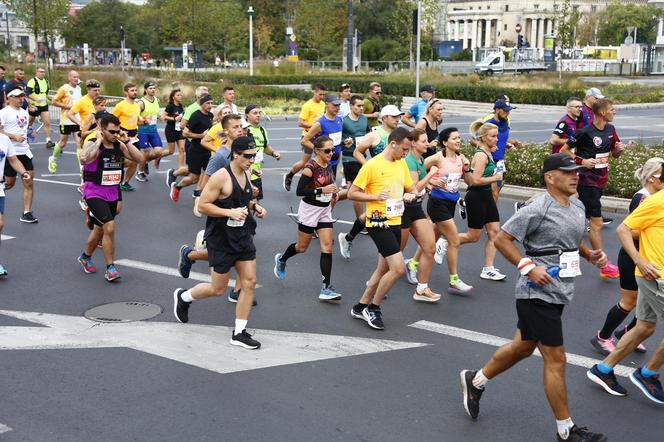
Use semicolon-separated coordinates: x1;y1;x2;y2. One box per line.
241;117;250;128
380;104;404;118
6;87;25;97
585;87;605;99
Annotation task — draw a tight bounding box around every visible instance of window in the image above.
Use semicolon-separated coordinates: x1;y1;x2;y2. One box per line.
504;24;507;31
17;35;28;49
534;4;539;9
505;5;509;12
591;6;597;12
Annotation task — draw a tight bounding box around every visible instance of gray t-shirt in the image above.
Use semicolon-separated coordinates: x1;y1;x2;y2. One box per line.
205;146;231;176
502;193;586;304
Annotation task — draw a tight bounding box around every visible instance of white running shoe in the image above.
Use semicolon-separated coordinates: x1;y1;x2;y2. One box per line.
480;267;507;281
405;259;418;285
195;229;206;250
434;237;448;265
448;279;474;294
338;232;351;259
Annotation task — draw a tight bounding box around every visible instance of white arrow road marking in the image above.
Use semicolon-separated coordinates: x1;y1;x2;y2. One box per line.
0;423;12;434
410;320;635;378
1;234;14;241
0;310;428;375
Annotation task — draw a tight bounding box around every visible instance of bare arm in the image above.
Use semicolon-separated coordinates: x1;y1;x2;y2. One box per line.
79;138;103;164
183;127;206;139
200;133;218;153
466;152;501;186
354;131;377;164
198;170;249;220
560;144;596;168
549;134;566;148
118;139;145;163
617;222;660;280
66;109;83;127
301;123;321;151
402;113;416;128
298;118;313;130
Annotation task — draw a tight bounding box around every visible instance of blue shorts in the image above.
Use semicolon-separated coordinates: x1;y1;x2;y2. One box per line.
138;131;163;149
0;196;5;215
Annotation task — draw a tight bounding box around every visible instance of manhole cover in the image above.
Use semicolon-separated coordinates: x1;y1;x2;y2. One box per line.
84;301;162;323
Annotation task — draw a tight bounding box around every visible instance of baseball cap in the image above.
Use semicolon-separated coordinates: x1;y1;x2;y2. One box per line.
586;87;605;99
198;94;213;105
94;110;110;120
231;136;256;153
380;104;404;118
244;103;260;115
324;94;342;105
144;81;156;89
494;98;514;111
6;87;25;97
420;84;434;94
241;117;250;129
542;153;584;174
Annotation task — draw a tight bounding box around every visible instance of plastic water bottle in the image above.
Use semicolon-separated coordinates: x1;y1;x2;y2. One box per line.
527;266;560;289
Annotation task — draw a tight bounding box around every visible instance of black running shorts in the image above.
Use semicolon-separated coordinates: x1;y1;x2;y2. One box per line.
465;187;499;229
577;185;603;219
516;298;565;347
368;226;402;258
86;198;118;228
208;244;256;275
60;124;80;135
401;203;426;229
4;154;33;177
427;197;457;223
618;248;638;291
342;161;361;183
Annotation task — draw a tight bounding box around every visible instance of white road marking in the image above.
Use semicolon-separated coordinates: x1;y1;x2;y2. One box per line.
0;310;428;375
287;212;354;226
1;234;15;241
40;173;81;177
33;178;79;187
410;320;634;378
0;423;12;434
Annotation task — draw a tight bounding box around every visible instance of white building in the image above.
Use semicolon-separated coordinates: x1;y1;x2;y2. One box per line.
445;0;650;50
0;5;36;54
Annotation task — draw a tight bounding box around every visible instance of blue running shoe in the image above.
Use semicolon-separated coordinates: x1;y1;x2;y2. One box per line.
0;264;7;277
273;253;286;280
630;368;664;404
319;286;342;301
178;244;193;278
27;126;35;143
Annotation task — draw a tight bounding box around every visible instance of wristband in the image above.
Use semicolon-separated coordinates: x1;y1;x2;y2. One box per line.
315;188;323;196
574;156;583;165
518;257;536;276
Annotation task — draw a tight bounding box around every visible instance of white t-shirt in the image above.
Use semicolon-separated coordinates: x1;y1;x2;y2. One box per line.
339;101;350;118
0;106;30;156
0;133;16;196
216;102;238;115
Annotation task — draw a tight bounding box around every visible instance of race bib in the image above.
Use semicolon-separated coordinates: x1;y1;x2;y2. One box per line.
146;115;157;125
101;170;122;186
559;251;581;278
496;160;506;173
316;192;332;203
595;152;609;169
24;150;34;160
255;151;264;163
385;198;404;217
36;97;47;106
445;172;462;193
227;218;245;227
175;122;182;131
329;131;342;146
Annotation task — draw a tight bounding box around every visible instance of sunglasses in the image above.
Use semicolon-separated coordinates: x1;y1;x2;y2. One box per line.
375;92;382;95
240;153;256;159
106;129;121;134
318;148;333;154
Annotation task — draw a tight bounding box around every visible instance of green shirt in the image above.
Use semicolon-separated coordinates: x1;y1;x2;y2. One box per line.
405;152;426;180
247;125;269;180
341;114;370;163
183;102;200;120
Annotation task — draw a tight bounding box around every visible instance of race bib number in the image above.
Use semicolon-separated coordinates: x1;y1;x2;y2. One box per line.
559;251;581;278
329;131;342;146
101;170;122;186
36;97;47;106
445;172;462;192
146;115;157;125
595;152;609;169
227;218;245;227
24;150;34;160
316;192;332;203
496;160;506;173
255;151;264;163
175;122;182;131
385;198;404;217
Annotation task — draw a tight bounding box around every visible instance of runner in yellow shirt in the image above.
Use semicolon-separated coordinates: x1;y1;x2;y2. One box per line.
112;83;141;191
48;70;82;173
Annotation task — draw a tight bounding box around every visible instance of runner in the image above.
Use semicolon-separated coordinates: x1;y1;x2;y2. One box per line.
550;97;583;154
282;84;326;191
340;94;370;223
169;94;214;202
347;127;417;330
0;87;36;223
338;83;351;118
0;130;32;276
415;98;443;158
400;128;441;302
245;104;280;201
404;84;434;128
301;93;344;179
216;86;239;115
173;136;266;350
458;122;506;281
48;70;82;173
460;153;608;442
77;114;144;281
587;169;664;405
363;82;382;128
274;136;341;301
560;98;623;279
4;67;27;111
26;67;54;148
137;81;165;177
581;87;604;128
0;66;6;108
112;83;141;191
589;158;664;356
178;86;209;200
67;79;102;190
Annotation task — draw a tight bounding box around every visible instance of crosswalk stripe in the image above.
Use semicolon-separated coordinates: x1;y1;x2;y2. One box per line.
1;235;15;241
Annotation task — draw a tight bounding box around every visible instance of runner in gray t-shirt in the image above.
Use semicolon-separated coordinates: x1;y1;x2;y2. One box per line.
460;153;609;442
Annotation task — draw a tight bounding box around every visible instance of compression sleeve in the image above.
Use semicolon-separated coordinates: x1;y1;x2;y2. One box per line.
296;174;317;197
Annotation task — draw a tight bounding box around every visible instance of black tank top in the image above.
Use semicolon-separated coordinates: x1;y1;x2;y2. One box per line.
424;118;439;158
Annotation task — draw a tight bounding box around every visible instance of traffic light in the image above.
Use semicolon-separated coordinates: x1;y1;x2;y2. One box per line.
517;34;524;49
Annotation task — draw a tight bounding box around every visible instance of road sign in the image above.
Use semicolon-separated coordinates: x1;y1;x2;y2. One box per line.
516;23;522;33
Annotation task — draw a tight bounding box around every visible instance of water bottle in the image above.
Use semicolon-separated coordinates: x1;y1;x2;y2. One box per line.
527;266;560;289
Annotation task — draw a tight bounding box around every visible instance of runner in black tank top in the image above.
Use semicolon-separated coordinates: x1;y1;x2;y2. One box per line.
172;136;267;350
416;99;443;158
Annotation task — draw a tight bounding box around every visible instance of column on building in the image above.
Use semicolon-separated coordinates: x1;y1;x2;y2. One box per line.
530;17;537;48
464;20;470;49
473;19;479;49
539;18;546;48
455;20;461;42
496;18;503;46
545;18;553;37
484;18;492;47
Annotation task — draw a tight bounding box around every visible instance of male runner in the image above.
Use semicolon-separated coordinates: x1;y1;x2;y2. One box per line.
460;153;608;442
245;104;280;200
173;136;266;349
404;84;434;128
112;83;141;190
340;95;370;224
217;86;238;115
26;67;54;148
4;68;27;110
301;93;344;178
581;87;604;128
363;82;382;128
338;83;351;118
49;70;82;173
137;81;165;178
549;97;583;154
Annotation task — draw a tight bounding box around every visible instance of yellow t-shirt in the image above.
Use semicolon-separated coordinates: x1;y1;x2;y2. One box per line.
353;155;413;227
70;95;95;127
206;123;224;151
299;99;325;136
53;84;79;125
84;130;98;144
112;100;141;130
623;189;664;277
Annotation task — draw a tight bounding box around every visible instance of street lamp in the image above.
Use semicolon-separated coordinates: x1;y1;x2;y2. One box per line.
248;5;254;76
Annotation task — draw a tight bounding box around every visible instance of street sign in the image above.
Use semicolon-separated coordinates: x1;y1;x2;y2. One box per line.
516;23;522;33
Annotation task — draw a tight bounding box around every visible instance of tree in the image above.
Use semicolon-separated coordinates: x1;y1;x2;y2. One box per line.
554;0;580;55
292;0;346;60
596;1;663;45
576;13;600;46
60;0;140;49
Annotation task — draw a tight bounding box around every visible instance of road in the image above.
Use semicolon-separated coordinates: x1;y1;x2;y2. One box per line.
0;112;662;441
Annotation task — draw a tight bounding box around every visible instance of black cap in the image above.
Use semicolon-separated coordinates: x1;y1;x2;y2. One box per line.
94;110;110;120
144;81;156;89
198;94;213;105
324;93;341;105
231;136;256;153
420;84;434;93
542;153;584;174
245;103;260;115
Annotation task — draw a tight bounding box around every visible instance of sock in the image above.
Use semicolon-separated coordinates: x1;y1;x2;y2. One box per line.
368;303;380;310
175;182;183;188
641;367;657;378
180;290;194;303
234;318;248;335
81;252;90;259
416;282;428;293
408;259;418;270
472;369;488;389
106;263;114;269
320;252;332;287
355;302;368;311
53;144;62;158
346;218;365;241
286;171;294;179
450;274;460;285
483;266;492;273
625;317;637;333
281;243;298;262
599;303;630;340
556;418;574;440
597;362;613;374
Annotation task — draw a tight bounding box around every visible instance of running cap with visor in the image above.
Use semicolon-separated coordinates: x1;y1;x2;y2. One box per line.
542;153;584;174
230;136;256;157
380;104;404;118
585;87;605;99
324;94;342;105
6;87;25;97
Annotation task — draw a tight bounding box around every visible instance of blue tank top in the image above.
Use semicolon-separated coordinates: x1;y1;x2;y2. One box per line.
317;114;343;166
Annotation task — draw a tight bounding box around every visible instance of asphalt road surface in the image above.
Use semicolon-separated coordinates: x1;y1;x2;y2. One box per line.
0;114;663;441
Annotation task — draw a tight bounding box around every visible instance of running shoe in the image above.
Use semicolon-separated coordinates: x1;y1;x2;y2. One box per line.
586;364;627;396
27;127;35;143
169;183;180;202
514;201;526;213
193;197;202;217
0;264;7;277
319;286;342;301
338;232;352;259
361;306;384;330
78;198;87;212
153;157;161;170
599;261;620;279
166;168;176;188
405;258;418;285
20;212;38;223
230;329;261;349
48;155;57;173
458;198;467;220
273;253;286;280
77;185;84;195
630;368;664;404
78;254;96;274
602;217;613;226
178;245;193;278
45;140;55;149
172;288;190;323
135;171;147;182
480;267;506;281
449;279;473;294
557;425;608;442
351;304;365;320
227;288;257;306
459;369;483;419
590;332;617;356
195;229;206;250
104;264;121;282
413;287;441;303
192;190;200;199
614;326;647;353
434;237;448;265
120;183;135;192
282;172;292;191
